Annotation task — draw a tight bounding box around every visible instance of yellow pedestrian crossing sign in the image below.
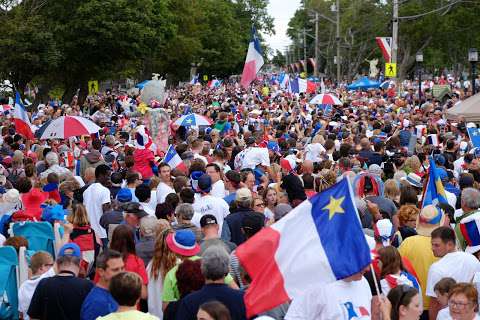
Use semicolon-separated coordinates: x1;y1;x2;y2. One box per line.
385;63;397;77
88;80;99;95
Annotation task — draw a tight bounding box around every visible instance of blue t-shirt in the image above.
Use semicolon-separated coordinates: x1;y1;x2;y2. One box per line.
80;286;118;320
223;192;236;205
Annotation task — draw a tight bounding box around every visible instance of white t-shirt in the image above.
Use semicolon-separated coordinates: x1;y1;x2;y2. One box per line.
285;277;372;320
140;202;155;217
193;153;208;165
146;262;164;319
83;182;111;239
156;182;175;204
211;180;226;198
304;143;326;162
426;251;480;297
192;195;230;235
18;267;55;320
148;191;158;213
234;147;270;170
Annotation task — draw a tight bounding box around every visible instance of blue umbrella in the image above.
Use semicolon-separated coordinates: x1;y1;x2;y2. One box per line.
380;80;391;89
135;80;151;89
347;76;380;90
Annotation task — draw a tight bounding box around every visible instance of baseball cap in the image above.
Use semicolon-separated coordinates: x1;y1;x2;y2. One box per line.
235;188;252;202
117;188;133;202
197;174;212;193
241;212;265;234
140;216;159;237
123;202;148;219
58;243;81;258
200;214;218;228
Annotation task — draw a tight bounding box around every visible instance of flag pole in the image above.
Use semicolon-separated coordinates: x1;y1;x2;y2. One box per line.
370;264;381;297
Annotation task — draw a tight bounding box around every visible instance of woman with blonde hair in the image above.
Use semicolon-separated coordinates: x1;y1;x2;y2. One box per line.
384;179;400;208
147;228;177;319
403;156;422;176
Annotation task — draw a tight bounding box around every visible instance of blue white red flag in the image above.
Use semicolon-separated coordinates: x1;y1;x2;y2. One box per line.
240;26;264;88
13;92;34;139
164;145;187;173
236;178;371;317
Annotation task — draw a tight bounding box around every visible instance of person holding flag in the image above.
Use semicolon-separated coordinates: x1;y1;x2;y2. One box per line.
235;178;372;318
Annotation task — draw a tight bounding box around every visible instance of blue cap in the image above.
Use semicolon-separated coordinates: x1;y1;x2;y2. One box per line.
117;188;132;202
434;154;446;166
267;141;280;154
58;243;81;258
197;174;212;193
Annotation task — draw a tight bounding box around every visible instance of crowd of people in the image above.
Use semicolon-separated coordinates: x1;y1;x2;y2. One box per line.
0;72;480;320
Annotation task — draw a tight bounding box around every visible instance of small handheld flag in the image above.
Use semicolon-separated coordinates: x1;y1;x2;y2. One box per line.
13;92;34;139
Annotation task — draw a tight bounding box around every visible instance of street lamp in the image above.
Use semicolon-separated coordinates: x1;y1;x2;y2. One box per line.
469;48;478;94
416;51;423;99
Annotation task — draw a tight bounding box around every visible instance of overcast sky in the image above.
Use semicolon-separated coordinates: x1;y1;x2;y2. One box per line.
264;0;301;55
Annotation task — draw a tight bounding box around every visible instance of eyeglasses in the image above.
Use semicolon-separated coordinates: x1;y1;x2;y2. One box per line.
255;202;265;208
449;300;473;309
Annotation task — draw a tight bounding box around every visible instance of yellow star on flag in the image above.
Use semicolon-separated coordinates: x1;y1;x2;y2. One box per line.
323;196;345;220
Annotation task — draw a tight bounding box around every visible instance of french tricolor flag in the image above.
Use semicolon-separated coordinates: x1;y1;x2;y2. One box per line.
13;92;34;139
236;178;371;317
164;145;187;173
240;26;264;88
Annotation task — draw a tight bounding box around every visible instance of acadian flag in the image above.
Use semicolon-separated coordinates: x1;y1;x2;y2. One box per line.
468;127;480;149
13;92;34;139
240;26;264;88
164;145;187;173
278;73;290;89
208;79;222;88
421;156;448;208
289;77;307;93
236;178;371;317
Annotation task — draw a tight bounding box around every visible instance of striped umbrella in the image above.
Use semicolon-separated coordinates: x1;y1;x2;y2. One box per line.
174;113;212;127
36;116;100;139
309;94;342;105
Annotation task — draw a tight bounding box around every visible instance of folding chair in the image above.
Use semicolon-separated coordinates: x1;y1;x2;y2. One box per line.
11;222;55;258
0;246;19;320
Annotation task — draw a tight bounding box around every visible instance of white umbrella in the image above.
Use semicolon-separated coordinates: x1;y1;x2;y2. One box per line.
174;113;212;127
36;116;100;139
309;94;342;105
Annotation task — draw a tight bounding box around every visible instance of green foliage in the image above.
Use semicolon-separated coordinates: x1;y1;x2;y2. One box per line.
0;0;273;99
287;0;480;80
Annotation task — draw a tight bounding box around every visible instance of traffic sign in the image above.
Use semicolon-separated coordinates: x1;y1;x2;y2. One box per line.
88;80;99;95
385;63;396;77
203;75;208;81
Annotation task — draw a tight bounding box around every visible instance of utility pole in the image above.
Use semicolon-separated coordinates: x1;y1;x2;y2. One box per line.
303;28;307;73
392;0;399;68
335;0;341;83
314;12;319;77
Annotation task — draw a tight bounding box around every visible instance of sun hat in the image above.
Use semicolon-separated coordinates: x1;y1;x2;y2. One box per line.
166;230;200;257
405;172;422;188
22;188;49;217
58;243;82;258
459;212;480;254
416;205;445;236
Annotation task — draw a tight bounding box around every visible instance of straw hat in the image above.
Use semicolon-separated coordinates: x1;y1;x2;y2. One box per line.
416;205;445;236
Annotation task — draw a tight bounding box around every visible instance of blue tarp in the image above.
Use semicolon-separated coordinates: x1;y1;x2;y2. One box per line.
135;80;150;89
347;76;380;90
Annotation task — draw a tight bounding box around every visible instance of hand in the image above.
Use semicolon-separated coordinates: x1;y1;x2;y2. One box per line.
366;200;382;221
378;295;391;320
61;221;74;234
